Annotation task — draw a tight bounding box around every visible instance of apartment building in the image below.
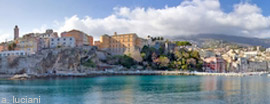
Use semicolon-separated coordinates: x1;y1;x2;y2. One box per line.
17;38;39;54
50;37;76;48
203;56;227;73
61;30;93;46
0;50;29;57
97;32;146;55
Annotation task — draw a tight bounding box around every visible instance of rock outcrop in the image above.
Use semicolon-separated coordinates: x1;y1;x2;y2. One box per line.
0;46;109;75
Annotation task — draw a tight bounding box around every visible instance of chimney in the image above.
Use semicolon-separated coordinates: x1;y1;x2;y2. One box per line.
114;32;117;35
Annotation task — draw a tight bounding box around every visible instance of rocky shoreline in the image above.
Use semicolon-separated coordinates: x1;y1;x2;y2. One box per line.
1;71;269;80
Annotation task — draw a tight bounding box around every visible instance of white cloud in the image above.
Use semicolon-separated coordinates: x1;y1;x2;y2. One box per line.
0;33;12;43
54;0;270;40
0;0;265;42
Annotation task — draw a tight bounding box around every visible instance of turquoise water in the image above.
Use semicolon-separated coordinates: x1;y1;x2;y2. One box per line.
0;75;270;104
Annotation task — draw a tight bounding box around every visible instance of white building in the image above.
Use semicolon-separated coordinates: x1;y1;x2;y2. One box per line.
50;37;76;48
0;50;29;57
244;51;258;58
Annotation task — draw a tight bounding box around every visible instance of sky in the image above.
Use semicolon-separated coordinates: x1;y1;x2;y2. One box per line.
0;0;270;42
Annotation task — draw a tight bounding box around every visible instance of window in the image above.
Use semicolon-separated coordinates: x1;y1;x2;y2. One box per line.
51;39;54;41
57;39;60;41
70;38;72;40
64;38;66;41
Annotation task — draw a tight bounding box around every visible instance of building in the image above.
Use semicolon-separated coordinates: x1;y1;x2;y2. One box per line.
21;29;59;51
37;29;59;50
14;25;19;40
98;32;146;55
94;41;101;48
61;30;93;46
0;50;29;57
247;61;268;72
203;56;227;73
0;43;6;52
97;32;146;61
17;38;39;54
50;37;76;48
244;51;258;58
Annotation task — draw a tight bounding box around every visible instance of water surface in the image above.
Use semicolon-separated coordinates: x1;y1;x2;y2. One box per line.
0;75;270;104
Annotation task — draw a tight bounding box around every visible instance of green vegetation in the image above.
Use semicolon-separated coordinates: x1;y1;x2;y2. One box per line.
175;41;192;46
82;59;96;68
108;55;136;68
8;42;16;50
140;44;203;71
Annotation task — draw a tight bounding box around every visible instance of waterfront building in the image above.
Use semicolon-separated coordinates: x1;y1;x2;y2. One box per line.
50;37;76;48
98;32;145;54
0;50;29;57
97;32;146;61
247;61;268;72
203;56;227;73
61;30;93;46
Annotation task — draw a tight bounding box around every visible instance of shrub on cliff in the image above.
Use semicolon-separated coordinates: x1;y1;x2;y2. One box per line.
107;55;136;69
82;59;96;68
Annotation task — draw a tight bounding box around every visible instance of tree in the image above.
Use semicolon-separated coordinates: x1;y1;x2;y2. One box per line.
8;42;16;50
155;56;170;67
176;41;192;47
190;50;200;59
141;53;146;59
161;37;164;40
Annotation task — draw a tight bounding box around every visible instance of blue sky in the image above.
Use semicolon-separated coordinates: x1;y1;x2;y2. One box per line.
0;0;270;41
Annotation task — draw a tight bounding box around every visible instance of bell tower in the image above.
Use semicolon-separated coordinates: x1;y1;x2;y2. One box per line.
14;25;19;40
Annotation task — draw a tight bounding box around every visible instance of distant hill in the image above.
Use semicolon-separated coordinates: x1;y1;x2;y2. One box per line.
169;34;270;48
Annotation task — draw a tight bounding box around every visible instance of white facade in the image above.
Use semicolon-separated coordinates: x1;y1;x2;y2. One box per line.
50;37;75;48
244;51;258;58
0;50;29;57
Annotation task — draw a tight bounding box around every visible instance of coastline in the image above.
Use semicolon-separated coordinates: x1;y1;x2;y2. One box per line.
1;71;269;80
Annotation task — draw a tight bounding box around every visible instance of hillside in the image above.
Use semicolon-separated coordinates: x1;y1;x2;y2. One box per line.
170;34;270;48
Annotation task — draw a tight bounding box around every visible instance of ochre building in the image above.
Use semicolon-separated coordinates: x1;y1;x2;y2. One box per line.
97;32;146;61
61;30;93;46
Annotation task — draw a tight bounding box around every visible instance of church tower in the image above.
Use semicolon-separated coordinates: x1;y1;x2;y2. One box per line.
14;25;19;40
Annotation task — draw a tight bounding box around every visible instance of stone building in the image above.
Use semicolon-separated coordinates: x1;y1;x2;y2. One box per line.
0;50;29;57
96;32;146;61
61;30;93;46
247;61;268;72
17;38;39;54
14;25;19;40
203;56;227;73
15;29;57;53
50;37;76;48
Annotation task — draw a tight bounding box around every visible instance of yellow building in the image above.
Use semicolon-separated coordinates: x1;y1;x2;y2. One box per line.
17;38;39;54
97;32;146;61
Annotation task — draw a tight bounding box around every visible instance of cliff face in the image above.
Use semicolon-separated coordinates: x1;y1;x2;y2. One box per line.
0;47;107;74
